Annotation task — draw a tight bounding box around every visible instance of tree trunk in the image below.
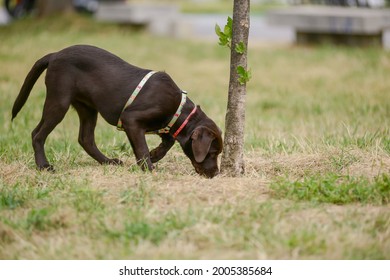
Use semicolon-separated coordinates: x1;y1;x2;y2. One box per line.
220;0;250;177
36;0;73;17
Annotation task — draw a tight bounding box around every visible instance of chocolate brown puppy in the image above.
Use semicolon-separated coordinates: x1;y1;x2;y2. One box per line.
12;45;222;178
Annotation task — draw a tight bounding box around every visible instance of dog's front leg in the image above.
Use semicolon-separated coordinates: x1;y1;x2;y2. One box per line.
150;134;175;163
121;119;154;171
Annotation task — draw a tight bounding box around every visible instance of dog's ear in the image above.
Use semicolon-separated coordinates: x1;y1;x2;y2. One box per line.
191;126;215;163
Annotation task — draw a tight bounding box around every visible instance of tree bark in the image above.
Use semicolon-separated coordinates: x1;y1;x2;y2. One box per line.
220;0;250;177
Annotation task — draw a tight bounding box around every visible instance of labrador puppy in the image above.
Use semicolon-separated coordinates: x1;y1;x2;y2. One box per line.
11;45;223;178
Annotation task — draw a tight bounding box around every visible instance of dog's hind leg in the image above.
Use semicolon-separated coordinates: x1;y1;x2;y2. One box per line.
73;101;123;165
32;97;70;171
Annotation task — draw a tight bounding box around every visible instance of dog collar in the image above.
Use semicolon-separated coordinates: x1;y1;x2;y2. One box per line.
117;70;158;130
172;105;197;138
155;91;187;134
153;91;197;138
116;71;193;138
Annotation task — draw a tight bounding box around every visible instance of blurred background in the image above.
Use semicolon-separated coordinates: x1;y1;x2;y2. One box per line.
1;0;390;48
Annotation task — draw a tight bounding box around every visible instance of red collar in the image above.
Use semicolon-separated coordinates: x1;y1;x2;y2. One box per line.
172;105;197;138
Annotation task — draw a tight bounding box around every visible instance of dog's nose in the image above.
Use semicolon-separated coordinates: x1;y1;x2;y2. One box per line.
204;168;219;179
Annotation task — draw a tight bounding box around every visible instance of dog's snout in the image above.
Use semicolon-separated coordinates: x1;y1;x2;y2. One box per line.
198;167;219;178
208;169;219;178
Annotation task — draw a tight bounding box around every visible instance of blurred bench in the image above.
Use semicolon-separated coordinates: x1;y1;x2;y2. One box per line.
267;6;390;47
95;2;178;36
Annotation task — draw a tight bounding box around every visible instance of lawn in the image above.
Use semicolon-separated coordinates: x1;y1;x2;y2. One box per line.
0;14;389;259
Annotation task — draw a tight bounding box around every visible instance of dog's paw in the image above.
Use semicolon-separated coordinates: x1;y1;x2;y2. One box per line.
108;158;123;165
150;154;158;163
39;164;55;173
150;150;163;163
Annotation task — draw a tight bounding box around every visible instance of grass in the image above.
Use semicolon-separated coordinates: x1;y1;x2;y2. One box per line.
0;14;389;259
271;173;390;205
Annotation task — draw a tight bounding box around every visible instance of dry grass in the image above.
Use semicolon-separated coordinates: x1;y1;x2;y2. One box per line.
247;149;390;179
1;149;389;259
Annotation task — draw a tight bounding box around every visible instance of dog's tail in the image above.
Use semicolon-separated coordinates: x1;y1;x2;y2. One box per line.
11;53;54;121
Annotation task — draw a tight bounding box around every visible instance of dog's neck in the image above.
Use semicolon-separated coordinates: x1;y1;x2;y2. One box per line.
172;105;197;138
172;99;201;144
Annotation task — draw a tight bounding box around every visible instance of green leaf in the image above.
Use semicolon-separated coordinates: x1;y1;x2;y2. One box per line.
237;66;252;85
235;42;246;54
223;24;231;38
215;24;222;36
215;17;233;48
218;36;229;47
224;16;233;40
236;65;245;76
227;16;233;30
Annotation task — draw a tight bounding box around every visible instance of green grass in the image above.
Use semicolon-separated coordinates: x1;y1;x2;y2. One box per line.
0;14;389;259
271;173;390;205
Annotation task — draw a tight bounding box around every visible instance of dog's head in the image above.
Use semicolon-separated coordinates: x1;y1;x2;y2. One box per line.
183;124;223;178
